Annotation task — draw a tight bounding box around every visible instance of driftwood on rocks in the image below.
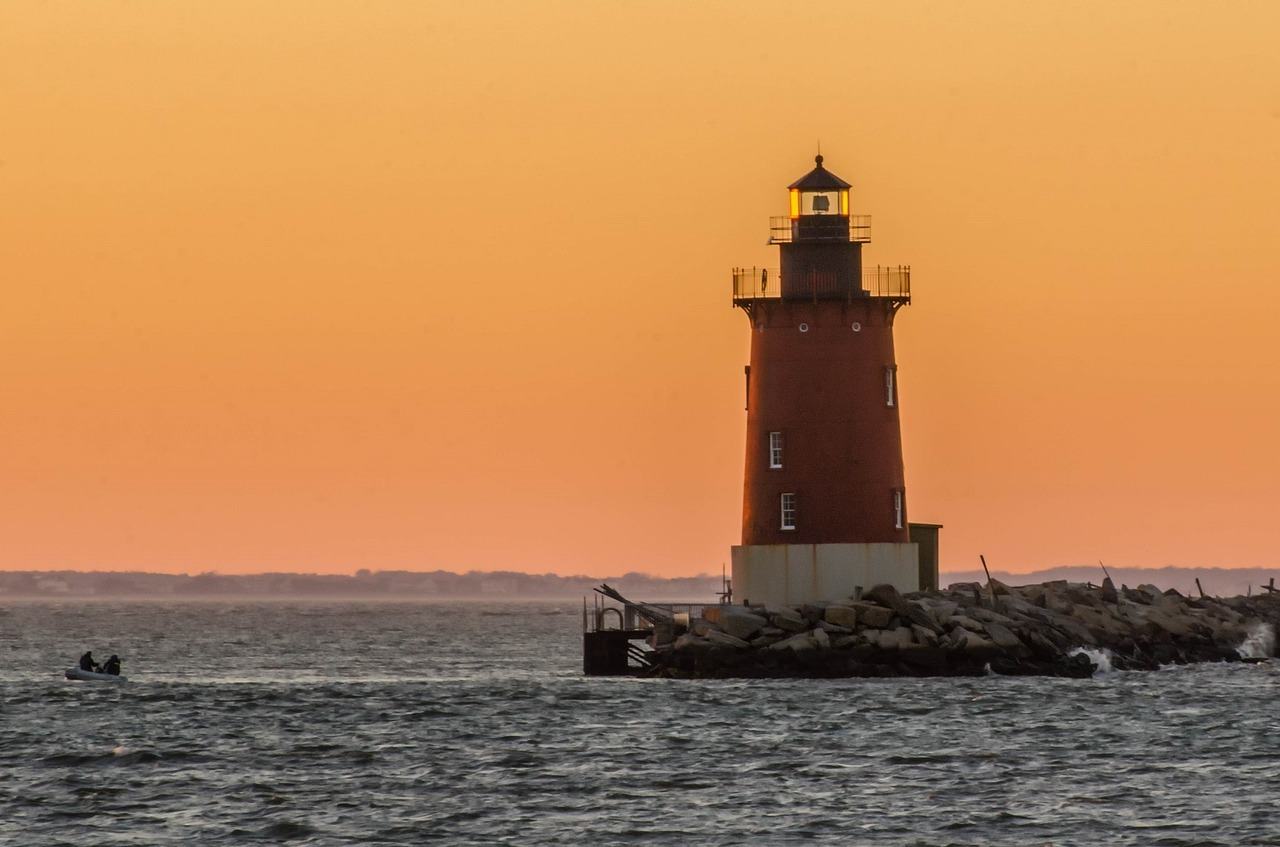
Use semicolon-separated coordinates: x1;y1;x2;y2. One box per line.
644;579;1280;680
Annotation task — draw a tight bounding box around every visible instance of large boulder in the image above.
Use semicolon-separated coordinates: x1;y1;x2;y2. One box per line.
703;629;750;649
911;624;940;647
1025;629;1066;659
1004;595;1097;645
691;618;722;637
946;626;995;652
800;604;828;625
863;584;942;634
984;622;1024;650
673;633;709;652
1065;582;1103;607
812;628;831;650
863;583;906;609
719;608;768;640
1014;584;1047;606
874;626;916;650
920;598;959;626
1073;605;1130;640
769;632;818;652
1140;606;1202;638
904;601;943;634
767;606;809;633
1054;616;1099;646
949;615;987;632
847;602;894;629
1121;586;1152;605
860;628;888;649
970;607;1017;625
824;605;859;629
1042;585;1076;615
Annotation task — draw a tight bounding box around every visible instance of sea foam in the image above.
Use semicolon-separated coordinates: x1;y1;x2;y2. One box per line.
1236;623;1275;659
1069;647;1115;676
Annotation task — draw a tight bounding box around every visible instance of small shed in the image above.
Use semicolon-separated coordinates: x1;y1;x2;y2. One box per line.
909;523;943;591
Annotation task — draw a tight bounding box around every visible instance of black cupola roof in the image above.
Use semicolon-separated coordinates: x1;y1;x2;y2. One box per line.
787;155;851;191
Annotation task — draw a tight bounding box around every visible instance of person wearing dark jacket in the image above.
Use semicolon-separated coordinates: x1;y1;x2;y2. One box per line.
78;651;99;673
102;655;121;676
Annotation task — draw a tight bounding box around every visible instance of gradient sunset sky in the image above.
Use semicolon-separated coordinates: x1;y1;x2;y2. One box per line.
3;2;1279;576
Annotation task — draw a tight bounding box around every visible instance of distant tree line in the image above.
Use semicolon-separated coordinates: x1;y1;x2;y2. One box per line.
1;566;1273;600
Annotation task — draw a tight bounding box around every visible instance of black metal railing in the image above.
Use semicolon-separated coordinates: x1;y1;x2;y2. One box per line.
582;592;713;634
731;265;910;302
732;267;781;300
769;215;871;244
862;265;912;299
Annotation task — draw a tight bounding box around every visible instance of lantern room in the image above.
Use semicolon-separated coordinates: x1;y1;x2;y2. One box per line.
788;154;851;218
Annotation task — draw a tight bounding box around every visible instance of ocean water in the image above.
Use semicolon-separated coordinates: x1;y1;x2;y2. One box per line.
1;601;1277;846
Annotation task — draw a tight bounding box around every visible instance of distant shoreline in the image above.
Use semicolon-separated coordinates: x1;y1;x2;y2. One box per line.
1;565;1275;600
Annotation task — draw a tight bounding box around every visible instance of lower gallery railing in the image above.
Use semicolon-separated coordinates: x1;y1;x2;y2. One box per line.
731;265;911;302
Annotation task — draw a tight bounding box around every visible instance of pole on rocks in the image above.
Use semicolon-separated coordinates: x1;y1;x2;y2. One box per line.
1099;559;1113;583
1195;577;1205;599
979;554;995;607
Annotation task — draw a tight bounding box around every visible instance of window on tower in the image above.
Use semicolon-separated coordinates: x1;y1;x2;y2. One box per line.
781;493;796;531
768;432;783;469
801;190;841;216
893;489;904;530
885;366;897;407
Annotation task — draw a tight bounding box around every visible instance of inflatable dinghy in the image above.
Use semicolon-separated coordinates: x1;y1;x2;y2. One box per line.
64;668;128;683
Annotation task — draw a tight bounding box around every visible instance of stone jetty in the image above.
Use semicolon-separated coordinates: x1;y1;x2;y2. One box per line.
647;579;1280;679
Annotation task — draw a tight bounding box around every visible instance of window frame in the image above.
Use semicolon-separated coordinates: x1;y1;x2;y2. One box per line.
768;431;783;469
780;493;797;531
893;489;904;530
885;365;897;408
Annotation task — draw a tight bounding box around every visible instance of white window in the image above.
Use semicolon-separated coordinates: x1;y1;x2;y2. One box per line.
780;493;796;530
768;432;783;469
893;489;904;530
885;366;897;408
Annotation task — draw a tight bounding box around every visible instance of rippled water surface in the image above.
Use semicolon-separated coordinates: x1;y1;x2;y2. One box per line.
2;602;1277;846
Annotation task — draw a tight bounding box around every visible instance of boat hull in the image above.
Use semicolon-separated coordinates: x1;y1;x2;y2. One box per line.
64;668;128;683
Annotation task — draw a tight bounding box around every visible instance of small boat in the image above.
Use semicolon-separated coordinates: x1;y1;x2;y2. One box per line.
64;668;128;683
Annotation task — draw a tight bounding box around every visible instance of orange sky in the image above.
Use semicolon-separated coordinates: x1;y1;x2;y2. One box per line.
3;2;1279;576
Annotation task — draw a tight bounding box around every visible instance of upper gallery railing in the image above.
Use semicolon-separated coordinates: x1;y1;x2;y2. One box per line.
731;265;911;303
768;215;871;244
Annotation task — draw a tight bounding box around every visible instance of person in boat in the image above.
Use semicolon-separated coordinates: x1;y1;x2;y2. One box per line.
102;655;121;676
78;651;100;673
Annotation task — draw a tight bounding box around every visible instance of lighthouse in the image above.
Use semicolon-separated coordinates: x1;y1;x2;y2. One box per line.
730;156;937;606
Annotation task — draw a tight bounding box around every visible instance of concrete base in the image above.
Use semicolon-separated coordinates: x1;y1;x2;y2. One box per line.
731;542;920;607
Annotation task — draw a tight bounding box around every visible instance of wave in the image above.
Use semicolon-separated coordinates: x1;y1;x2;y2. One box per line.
1069;647;1115;676
1236;622;1275;659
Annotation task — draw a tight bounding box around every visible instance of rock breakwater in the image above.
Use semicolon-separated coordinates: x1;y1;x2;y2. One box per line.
649;579;1280;679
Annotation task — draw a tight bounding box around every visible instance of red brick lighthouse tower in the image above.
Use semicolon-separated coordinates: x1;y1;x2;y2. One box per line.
730;156;934;605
